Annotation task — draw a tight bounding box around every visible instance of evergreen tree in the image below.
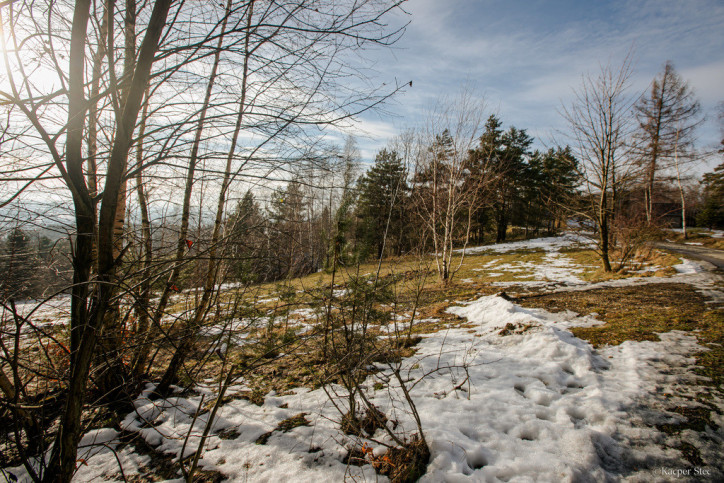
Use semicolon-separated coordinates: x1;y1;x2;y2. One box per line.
696;103;724;229
328;185;357;268
467;116;504;242
1;227;36;300
413;129;455;185
533;147;580;233
411;129;458;251
356;148;409;258
468;116;534;242
493;125;533;241
697;162;724;229
519;152;546;236
267;180;312;279
228;190;267;282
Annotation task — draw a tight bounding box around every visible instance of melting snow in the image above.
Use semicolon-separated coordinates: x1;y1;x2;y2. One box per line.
15;293;715;482
6;233;723;481
674;258;707;274
459;232;593;255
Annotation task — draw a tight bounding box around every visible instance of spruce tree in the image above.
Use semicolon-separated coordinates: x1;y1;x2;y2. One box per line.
228;190;267;282
1;227;36;300
468;115;504;242
356;149;409;258
268;180;310;279
538;147;580;232
492;125;533;242
698;162;724;229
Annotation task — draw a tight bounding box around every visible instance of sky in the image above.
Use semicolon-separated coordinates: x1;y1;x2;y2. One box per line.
348;0;724;173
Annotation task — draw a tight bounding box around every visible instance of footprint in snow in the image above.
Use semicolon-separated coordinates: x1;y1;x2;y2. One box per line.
462;445;491;474
513;380;558;406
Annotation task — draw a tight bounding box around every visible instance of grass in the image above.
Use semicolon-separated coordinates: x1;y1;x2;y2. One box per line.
518;283;713;346
453;251;548;284
516;283;724;391
112;237;723;475
197;239;720;473
173;242;690;400
7;233;719;475
145;243;724;471
256;413;311;445
184;241;689;401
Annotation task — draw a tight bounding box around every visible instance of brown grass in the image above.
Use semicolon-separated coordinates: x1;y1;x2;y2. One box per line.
518;283;709;346
663;229;724;250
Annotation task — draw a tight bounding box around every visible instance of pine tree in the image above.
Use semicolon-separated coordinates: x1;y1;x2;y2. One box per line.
493;125;533;241
468;116;535;242
698;162;724;229
467;115;504;242
268;180;311;279
537;147;580;232
1;228;36;300
356;149;409;259
228;190;267;282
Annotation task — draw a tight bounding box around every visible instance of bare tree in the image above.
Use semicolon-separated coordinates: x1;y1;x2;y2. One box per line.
562;57;638;272
411;89;488;285
0;0;408;480
634;61;701;224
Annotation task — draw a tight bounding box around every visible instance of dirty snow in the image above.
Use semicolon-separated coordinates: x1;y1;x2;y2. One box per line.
674;258;708;274
15;292;716;482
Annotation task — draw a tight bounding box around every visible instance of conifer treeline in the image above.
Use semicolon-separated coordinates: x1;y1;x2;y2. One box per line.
224;115;580;284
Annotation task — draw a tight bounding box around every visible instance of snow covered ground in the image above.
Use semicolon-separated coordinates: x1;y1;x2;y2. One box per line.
4;234;723;482
33;290;719;482
459;232;594;255
463;233;597;290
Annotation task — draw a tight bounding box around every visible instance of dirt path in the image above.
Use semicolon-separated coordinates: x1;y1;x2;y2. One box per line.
655;241;724;269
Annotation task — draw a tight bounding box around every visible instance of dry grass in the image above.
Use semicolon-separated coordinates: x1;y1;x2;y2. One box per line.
518;283;710;346
6;234;716;474
256;413;310;445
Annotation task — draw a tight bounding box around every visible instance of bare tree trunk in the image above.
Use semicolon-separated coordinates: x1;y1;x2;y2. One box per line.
45;0;172;479
673;129;688;239
562;57;635;273
131;88;153;375
44;2;95;479
96;0;137;403
140;0;234;377
156;0;255;396
599;208;612;272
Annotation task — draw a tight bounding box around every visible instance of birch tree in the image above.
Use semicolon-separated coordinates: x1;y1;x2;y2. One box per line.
412;90;488;285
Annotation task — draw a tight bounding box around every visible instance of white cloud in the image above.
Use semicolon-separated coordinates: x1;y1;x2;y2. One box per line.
680;60;724;105
351;0;724;167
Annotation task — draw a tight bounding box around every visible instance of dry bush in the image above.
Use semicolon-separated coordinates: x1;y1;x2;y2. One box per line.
611;216;661;271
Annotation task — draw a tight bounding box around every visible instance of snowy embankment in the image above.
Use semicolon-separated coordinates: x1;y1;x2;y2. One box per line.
5;234;722;481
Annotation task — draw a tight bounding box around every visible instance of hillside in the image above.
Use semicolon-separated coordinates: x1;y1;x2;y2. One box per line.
3;233;722;482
